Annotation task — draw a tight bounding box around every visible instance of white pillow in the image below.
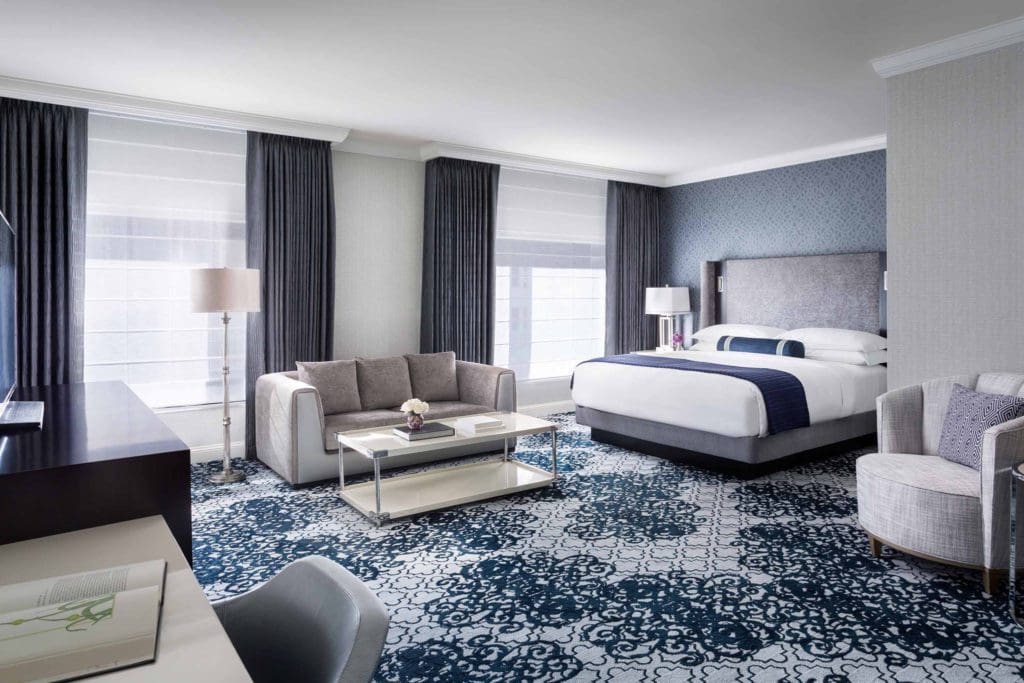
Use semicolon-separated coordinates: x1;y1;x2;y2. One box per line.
692;324;787;345
804;348;888;366
776;328;887;352
688;341;717;351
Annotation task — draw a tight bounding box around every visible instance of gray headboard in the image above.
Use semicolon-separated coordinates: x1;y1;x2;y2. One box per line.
699;252;887;335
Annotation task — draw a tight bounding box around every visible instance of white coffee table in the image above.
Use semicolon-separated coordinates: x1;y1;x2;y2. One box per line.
335;412;557;526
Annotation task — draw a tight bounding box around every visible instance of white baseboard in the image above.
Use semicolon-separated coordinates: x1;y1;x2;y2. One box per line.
519;400;575;417
190;441;247;464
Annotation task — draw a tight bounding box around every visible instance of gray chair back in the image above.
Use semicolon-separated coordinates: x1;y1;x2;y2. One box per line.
921;373;1024;455
214;556;389;683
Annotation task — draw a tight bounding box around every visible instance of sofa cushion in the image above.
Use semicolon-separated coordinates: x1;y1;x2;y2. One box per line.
295;360;361;415
356;356;413;410
856;452;981;566
323;410;404;451
937;384;1024;469
405;351;459;401
418;401;492;421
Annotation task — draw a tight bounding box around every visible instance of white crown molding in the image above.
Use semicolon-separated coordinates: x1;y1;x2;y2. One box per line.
333;135;422;160
663;134;887;187
872;15;1024;78
0;75;351;142
420;141;666;186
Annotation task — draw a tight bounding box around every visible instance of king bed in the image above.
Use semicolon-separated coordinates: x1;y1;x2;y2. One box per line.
572;251;888;470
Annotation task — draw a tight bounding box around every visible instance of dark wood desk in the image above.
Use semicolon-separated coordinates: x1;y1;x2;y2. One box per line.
0;381;192;563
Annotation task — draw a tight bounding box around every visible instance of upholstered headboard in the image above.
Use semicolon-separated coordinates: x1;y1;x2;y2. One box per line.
699;252;887;335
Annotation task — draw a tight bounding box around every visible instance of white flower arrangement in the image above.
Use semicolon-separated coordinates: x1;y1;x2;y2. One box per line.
401;398;430;415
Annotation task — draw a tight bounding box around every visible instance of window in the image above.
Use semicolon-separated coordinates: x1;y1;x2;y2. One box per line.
84;114;246;408
494;168;606;380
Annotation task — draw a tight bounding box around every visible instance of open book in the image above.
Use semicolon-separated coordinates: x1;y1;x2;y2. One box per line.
0;560;166;683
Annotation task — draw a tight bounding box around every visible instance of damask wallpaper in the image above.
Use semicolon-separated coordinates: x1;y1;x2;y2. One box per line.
659;150;886;325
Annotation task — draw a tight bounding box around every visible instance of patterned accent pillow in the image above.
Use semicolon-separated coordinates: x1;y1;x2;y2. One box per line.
937;384;1024;470
716;335;805;358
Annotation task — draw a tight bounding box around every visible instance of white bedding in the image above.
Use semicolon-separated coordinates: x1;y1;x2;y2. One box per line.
570;349;887;438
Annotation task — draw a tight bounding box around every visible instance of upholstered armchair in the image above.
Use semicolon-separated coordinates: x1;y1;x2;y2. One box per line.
214;556;389;683
856;373;1024;595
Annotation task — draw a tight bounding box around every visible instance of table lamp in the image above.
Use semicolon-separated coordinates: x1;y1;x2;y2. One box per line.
191;267;261;484
645;286;691;351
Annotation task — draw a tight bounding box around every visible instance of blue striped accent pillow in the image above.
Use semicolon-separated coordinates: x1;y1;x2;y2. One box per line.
716;335;805;358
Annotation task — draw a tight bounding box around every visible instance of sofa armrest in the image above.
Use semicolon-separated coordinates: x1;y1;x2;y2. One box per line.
876;384;924;454
981;414;1024;570
456;361;516;412
255;372;327;486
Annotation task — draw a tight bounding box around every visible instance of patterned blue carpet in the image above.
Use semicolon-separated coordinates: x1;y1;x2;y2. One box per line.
192;413;1024;681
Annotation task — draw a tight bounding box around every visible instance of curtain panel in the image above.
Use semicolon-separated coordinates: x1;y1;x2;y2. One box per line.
605;180;661;355
245;132;335;457
420;157;500;364
0;98;88;387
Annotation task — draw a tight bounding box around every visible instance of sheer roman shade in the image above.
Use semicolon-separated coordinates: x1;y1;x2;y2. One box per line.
494;168;606;379
84;113;247;407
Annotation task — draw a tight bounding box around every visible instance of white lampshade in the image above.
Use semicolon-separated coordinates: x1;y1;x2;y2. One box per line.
191;268;261;313
645;286;691;315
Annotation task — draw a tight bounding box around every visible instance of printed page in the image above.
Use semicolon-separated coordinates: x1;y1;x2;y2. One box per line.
0;584;160;683
0;560;166;614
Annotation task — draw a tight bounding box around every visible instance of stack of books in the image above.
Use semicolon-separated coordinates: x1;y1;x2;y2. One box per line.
0;560;167;683
393;422;455;441
454;415;505;436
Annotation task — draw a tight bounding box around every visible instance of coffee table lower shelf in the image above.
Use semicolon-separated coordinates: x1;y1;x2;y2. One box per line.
339;458;554;525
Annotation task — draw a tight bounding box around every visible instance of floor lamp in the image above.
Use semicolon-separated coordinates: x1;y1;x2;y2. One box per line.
191;267;261;484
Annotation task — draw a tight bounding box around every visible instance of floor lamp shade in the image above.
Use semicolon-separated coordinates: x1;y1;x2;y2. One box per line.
191;268;261;313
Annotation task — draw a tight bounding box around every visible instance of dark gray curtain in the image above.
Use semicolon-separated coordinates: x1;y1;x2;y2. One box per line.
420;157;500;364
605;180;660;355
0;98;87;387
246;132;335;457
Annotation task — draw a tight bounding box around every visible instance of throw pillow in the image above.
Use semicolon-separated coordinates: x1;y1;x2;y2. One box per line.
356;356;414;410
937;383;1024;470
296;360;361;414
405;351;459;401
716;336;805;357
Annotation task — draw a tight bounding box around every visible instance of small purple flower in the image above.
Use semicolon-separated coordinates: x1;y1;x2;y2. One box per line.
672;332;684;345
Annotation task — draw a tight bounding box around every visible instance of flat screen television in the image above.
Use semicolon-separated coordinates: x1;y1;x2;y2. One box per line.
0;209;14;416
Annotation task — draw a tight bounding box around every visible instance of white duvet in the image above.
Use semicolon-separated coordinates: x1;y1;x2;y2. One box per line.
570;349;887;438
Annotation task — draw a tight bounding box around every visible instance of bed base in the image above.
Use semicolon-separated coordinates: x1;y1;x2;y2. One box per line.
576;406;877;478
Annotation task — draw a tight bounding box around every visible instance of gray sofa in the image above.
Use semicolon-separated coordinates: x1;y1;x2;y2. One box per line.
255;351;516;486
857;373;1024;595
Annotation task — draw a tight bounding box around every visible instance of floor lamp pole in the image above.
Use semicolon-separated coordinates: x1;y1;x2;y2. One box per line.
209;311;245;484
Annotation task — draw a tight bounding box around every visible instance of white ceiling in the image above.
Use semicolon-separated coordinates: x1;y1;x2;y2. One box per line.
0;1;1021;179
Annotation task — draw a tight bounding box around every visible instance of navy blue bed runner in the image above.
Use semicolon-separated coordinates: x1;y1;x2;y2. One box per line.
573;354;810;435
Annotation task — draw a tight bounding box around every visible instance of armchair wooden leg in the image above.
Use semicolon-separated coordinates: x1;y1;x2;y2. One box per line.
983;568;1001;596
868;534;882;558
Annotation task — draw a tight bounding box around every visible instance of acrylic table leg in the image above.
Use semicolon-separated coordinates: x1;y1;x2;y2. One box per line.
503;437;509;462
337;451;346;491
1011;469;1021;626
550;428;558;480
373;458;382;527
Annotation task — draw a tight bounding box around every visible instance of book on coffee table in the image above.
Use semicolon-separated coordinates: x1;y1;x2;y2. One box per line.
453;415;505;435
0;560;166;683
393;422;455;441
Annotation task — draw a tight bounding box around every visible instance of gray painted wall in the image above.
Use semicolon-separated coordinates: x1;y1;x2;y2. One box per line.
887;43;1023;389
333;151;425;360
659;151;886;326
